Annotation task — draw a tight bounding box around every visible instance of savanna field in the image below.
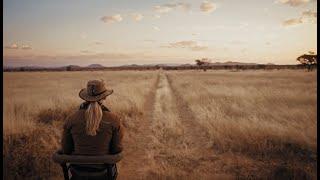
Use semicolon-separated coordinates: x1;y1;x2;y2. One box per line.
3;69;317;179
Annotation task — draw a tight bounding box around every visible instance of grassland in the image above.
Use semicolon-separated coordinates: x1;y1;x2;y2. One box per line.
3;69;317;179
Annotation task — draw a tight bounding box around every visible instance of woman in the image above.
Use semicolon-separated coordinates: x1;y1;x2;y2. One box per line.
61;79;124;176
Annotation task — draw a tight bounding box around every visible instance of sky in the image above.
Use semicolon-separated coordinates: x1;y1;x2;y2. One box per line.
3;0;317;67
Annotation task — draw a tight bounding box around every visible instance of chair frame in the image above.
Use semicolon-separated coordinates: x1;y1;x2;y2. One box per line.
52;150;122;180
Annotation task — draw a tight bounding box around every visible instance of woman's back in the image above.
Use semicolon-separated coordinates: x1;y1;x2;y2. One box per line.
61;80;124;156
63;109;123;156
59;80;123;179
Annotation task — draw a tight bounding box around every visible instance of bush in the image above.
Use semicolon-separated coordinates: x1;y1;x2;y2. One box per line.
3;124;62;179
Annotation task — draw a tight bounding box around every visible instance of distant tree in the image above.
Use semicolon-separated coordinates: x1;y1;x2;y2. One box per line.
66;66;72;71
195;58;210;71
297;53;317;71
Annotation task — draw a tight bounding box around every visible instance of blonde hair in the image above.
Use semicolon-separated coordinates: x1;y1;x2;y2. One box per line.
85;101;103;136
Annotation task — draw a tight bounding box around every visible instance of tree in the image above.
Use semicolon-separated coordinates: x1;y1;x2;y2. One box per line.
297;53;317;71
66;66;72;71
195;58;211;71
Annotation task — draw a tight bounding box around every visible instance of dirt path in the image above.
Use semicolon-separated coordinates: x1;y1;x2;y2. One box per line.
119;71;231;179
117;73;160;180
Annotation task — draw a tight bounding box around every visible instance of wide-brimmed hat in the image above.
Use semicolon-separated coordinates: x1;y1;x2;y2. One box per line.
79;80;113;102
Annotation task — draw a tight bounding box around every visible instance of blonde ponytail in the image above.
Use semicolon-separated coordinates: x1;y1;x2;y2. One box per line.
85;101;103;136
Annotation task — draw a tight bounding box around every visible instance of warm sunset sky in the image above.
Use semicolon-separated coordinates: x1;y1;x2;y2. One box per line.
3;0;317;67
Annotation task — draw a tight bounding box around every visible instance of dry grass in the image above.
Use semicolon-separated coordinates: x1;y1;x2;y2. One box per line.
3;69;317;179
168;69;317;179
3;71;158;179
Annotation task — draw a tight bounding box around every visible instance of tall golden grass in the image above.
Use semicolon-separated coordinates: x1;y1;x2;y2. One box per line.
168;70;317;179
3;69;317;179
3;71;158;179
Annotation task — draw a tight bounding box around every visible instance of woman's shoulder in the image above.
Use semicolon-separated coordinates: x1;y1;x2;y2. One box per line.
102;111;121;126
63;110;83;128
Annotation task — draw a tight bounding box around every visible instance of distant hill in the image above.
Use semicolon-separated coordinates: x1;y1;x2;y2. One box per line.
4;61;302;72
87;64;105;68
66;65;81;68
210;61;259;66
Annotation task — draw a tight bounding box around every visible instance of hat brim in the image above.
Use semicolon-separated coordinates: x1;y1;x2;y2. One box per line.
79;88;113;102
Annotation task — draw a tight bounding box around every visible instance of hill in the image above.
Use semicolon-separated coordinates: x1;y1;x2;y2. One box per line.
87;64;105;68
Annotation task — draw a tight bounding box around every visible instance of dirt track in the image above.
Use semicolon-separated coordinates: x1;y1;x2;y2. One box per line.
118;71;231;179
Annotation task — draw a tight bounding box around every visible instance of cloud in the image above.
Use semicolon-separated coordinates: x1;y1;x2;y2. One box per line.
4;43;19;49
101;14;123;23
153;5;171;13
172;2;191;11
276;0;310;7
302;10;317;18
282;18;303;26
153;2;191;14
200;1;217;13
132;13;144;21
308;51;315;54
164;41;208;51
153;26;160;31
21;44;32;50
4;43;32;50
302;10;317;23
282;10;317;26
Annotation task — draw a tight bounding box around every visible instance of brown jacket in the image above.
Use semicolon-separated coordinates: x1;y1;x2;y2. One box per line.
61;103;124;155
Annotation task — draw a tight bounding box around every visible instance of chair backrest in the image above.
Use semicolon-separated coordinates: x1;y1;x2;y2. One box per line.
52;150;122;180
52;150;123;164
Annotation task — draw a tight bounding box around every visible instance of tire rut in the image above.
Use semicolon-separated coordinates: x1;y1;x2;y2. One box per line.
146;72;220;179
118;73;160;180
120;71;227;179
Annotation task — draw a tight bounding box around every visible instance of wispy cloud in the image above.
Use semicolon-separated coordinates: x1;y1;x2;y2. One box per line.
153;2;191;14
276;0;310;7
282;10;317;26
132;13;144;21
200;1;217;13
101;14;123;23
302;10;317;23
282;18;303;26
21;44;32;50
4;43;32;50
163;40;208;51
4;43;19;49
302;10;317;18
